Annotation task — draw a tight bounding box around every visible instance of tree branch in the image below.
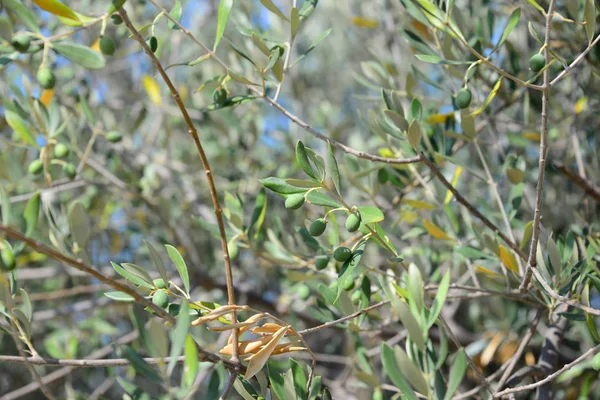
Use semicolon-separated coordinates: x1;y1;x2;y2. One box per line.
552;161;600;203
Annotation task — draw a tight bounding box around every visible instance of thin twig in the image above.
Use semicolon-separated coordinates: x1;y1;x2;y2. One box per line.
520;0;556;291
219;373;237;400
531;268;600;316
549;34;600;87
494;343;600;397
552;161;600;203
0;355;186;367
298;301;390;335
118;8;240;365
420;154;527;260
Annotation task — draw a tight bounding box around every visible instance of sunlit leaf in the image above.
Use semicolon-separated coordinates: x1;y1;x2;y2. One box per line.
424;219;452;241
53;42;106;69
351;16;379;28
215;0;233;50
470;77;502;117
499;245;519;273
5;110;37;147
143;75;162;105
165;245;190;294
32;0;79;21
444;166;462;204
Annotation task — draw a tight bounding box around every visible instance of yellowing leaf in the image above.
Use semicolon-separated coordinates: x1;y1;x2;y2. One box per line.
143;75;162;105
351;16;379;28
499;245;519;273
471;77;503;117
506;168;524;184
475;266;504;279
522;132;541;141
424;219;452;241
575;96;588;114
378;148;395;158
426;112;453;124
219;337;271;356
32;0;79;21
91;38;101;53
40;89;54;107
403;199;437;210
400;210;419;223
244;325;289;379
520;220;534;250
444;166;462;204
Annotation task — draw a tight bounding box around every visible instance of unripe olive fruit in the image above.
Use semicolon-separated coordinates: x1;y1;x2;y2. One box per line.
147;36;158;53
297;284;310;300
212;88;227;105
309;218;327;236
342;279;355;292
345;211;362;233
111;15;123;25
100;37;116;56
377;168;388;184
529;53;545;73
333;247;352;262
37;68;56;89
315;256;329;270
285;194;305;209
229;242;239;261
11;34;31;53
63;163;76;180
152;290;169;308
455;88;472;109
54;143;70;158
1;248;16;271
153;278;167;289
106;131;122;143
351;290;362;302
28;159;43;175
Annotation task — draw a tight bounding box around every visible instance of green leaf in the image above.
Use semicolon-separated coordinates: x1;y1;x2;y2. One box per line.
290;359;307;400
104;291;135;302
168;300;190;375
53;42;106;69
444;350;467;400
249;188;267;239
470;77;502;117
291;28;331;67
585;0;596;44
384;109;408;132
291;7;300;40
168;0;182;29
306;191;341;208
295;141;318;180
427;270;450;328
260;177;307;195
3;0;40;32
397;300;425;351
121;263;153;287
260;0;289;21
145;240;169;285
120;345;162;382
526;0;544;13
165;245;190;294
493;8;520;52
520;220;534;249
206;95;258;111
5;110;37;147
215;0;233;50
394;346;429;396
68;201;91;247
415;54;472;65
407;119;422;149
19;288;32;321
24;192;41;237
183;334;199;387
327;142;341;194
357;206;384;225
407;263;424;314
268;363;287;400
110;261;153;289
337;242;367;300
381;344;418;400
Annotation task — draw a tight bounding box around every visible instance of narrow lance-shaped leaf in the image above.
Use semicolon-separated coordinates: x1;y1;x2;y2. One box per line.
183;334;199;387
245;324;289;379
5;110;37;147
168;0;182;29
380;344;418;400
397;300;426;351
424;219;453;241
444;166;462;204
168;300;190;375
492;8;520;52
32;0;79;21
471;77;503;117
585;0;596;44
295;141;318;180
291;7;299;40
427;270;450;328
394;346;430;397
260;0;289;21
443;349;467;400
290;358;307;400
215;0;233;50
165;245;190;294
327;142;341;194
24;192;41;237
53;42;106;70
145;240;169;284
119;345;163;382
3;0;40;32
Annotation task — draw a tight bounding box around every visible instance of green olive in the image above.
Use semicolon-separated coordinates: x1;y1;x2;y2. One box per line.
37;68;56;90
11;34;31;53
100;37;116;56
106;131;122;143
63;163;76;180
455;88;472;109
342;278;355;292
377;168;389;184
28;159;43;175
153;278;167;289
333;247;352;262
147;36;158;53
315;256;329;270
54;143;70;158
152;290;169;308
345;211;361;233
309;218;327;236
529;53;545;73
297;284;310;300
212;88;227;105
285;194;305;210
1;248;16;271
